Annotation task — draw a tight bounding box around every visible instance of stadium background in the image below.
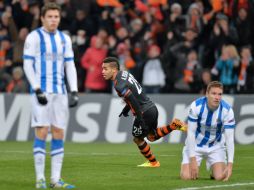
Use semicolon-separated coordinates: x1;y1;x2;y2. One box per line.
1;0;254;94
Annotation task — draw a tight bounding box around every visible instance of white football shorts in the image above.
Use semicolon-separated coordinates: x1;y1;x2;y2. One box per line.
30;93;69;129
181;144;226;170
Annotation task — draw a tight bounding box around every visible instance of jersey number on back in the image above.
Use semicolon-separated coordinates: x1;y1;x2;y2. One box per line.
128;73;142;94
121;71;142;94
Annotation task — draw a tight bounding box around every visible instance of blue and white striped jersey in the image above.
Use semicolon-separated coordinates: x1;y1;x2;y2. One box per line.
23;27;74;94
188;97;235;148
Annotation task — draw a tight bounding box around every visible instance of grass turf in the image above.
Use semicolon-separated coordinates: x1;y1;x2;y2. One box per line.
0;142;253;190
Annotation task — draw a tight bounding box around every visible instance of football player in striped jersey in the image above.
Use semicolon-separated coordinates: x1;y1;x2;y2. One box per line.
23;2;77;189
180;81;235;181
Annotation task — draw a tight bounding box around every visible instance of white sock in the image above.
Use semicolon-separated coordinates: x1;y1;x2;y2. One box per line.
33;138;46;181
50;139;64;183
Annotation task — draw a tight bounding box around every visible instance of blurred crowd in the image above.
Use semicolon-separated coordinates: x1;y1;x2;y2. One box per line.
1;0;254;94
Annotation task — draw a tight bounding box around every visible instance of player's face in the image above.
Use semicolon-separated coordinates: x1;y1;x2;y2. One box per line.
206;87;222;110
102;63;114;80
41;10;60;32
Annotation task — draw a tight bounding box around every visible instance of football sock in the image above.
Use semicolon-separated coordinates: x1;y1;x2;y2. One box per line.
33;137;46;181
50;139;64;183
138;141;157;163
156;125;173;139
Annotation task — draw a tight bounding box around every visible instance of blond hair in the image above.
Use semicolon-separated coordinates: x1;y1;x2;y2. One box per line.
226;44;239;59
206;81;223;93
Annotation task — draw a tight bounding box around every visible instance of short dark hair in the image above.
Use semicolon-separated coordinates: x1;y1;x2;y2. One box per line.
207;81;223;93
41;2;61;17
103;57;120;70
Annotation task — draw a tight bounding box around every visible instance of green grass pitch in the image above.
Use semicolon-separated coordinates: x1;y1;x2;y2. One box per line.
0;142;253;190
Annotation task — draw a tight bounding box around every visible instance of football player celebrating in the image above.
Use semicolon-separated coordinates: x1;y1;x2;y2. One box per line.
102;57;187;167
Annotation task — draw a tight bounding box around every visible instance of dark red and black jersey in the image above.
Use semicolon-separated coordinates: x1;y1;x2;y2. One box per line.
114;71;154;115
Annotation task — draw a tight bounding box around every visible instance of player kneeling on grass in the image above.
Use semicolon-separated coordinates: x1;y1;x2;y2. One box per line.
102;57;187;168
180;81;235;181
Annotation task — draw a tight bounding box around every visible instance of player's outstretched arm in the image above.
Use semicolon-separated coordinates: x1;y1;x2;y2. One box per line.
224;128;235;181
223;162;233;181
187;113;199;180
190;157;199;180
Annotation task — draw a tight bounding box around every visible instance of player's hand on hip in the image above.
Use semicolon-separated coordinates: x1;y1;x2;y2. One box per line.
69;91;78;108
35;89;48;105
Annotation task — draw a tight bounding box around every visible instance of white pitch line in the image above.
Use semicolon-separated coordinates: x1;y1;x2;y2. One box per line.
174;182;254;190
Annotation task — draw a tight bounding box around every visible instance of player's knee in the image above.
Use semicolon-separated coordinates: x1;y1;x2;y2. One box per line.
147;134;155;142
133;137;143;144
213;174;225;181
180;172;191;180
36;127;48;139
51;127;64;139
